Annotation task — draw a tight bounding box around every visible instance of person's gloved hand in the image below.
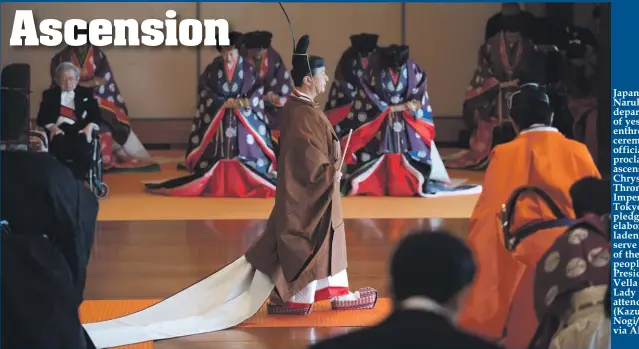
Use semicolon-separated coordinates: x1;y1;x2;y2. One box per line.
80;124;99;143
47;125;64;140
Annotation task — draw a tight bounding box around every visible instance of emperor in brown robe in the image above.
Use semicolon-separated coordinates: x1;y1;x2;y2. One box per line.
82;35;377;349
245;34;378;314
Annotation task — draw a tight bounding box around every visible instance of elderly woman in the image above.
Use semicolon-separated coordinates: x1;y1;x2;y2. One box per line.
37;61;101;179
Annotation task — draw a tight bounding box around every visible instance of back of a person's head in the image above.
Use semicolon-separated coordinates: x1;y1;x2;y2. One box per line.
1;89;29;141
570;176;610;217
510;83;553;130
390;230;476;304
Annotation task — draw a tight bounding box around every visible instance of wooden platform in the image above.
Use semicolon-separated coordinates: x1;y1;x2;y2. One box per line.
98;150;484;221
86;149;480;348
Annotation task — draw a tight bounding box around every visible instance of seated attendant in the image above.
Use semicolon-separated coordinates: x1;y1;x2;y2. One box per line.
325;33;379;126
456;83;601;343
526;177;610;349
337;44;481;197
445;12;539;170
241;30;292;134
37;61;101;179
145;32;277;197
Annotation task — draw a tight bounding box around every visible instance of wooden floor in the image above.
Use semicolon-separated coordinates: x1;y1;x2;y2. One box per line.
84;148;480;348
86;217;470;348
97;150;485;221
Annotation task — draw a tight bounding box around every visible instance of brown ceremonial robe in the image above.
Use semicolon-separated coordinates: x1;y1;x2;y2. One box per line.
245;91;347;303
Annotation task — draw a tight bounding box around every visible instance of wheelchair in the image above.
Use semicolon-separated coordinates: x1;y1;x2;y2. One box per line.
34;128;109;200
87;130;109;200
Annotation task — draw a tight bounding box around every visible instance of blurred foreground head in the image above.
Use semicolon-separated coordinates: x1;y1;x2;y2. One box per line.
1;90;28;141
570;176;610;218
390;230;476;315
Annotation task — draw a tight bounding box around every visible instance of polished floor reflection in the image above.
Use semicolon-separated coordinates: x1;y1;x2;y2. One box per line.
86;218;470;348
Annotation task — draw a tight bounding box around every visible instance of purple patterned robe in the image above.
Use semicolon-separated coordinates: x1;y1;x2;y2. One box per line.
146;55;276;196
529;216;610;349
324;47;371;125
185;56;275;176
337;57;442;196
246;47;292;132
338;58;434;165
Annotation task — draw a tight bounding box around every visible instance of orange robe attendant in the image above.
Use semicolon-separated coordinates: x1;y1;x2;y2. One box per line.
457;127;600;344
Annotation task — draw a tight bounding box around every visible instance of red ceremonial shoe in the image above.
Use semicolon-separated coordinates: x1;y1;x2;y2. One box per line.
267;302;313;316
331;287;378;310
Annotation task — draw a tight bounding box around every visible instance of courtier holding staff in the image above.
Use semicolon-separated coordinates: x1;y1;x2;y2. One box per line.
83;34;377;349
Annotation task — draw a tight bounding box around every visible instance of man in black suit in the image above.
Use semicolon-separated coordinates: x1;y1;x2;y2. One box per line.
309;231;504;349
37;61;101;179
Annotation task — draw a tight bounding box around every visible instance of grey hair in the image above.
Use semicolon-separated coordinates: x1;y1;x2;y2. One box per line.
54;62;80;83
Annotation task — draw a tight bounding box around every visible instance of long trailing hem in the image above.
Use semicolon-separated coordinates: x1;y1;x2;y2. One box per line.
83;256;274;349
143;159;276;198
343;142;482;197
116;131;152;161
100;132;160;173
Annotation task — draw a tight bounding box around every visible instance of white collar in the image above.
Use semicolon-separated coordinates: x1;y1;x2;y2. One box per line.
61;90;75;96
519;124;558;134
399;296;455;321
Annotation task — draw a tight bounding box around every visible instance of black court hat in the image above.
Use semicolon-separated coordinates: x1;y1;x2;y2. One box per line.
216;31;243;52
378;44;409;68
350;33;379;55
291;34;325;84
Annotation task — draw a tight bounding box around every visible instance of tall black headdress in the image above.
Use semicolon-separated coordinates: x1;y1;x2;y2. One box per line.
290;35;325;86
216;31;243;52
350;33;379;55
278;3;324;86
244;31;273;49
378;44;409;69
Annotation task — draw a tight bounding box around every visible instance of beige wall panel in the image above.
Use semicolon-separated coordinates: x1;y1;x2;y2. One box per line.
199;2;402;108
2;3;507;121
1;2;197;119
406;3;501;117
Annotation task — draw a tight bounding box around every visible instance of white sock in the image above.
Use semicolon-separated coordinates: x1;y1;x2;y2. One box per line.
332;291;360;301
